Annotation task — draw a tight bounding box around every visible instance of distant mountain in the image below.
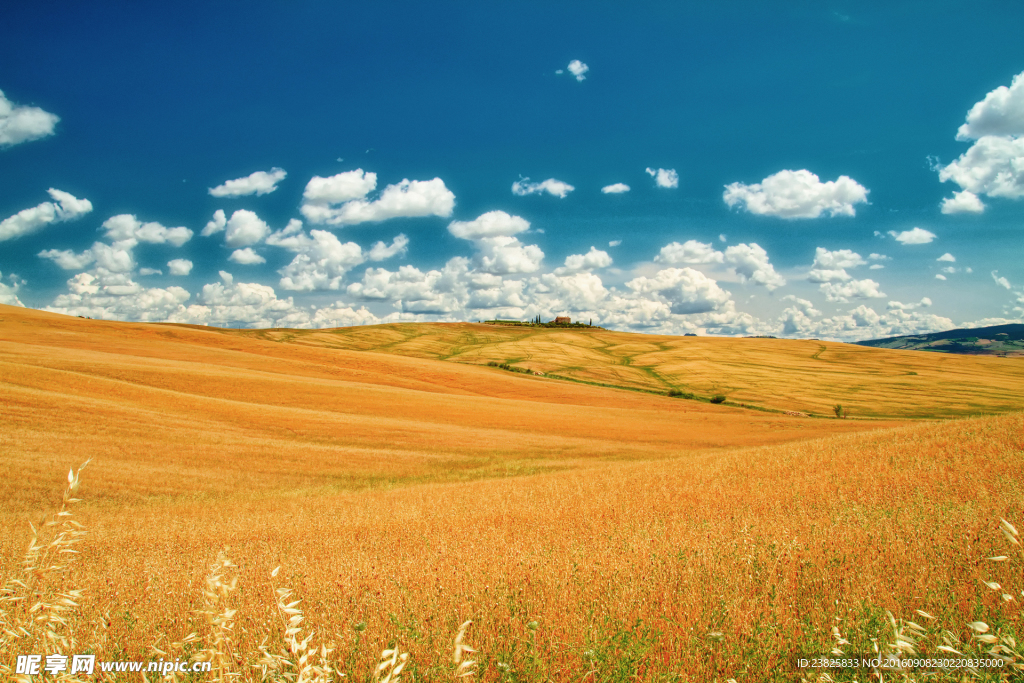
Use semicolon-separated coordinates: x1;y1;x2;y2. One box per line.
856;324;1024;356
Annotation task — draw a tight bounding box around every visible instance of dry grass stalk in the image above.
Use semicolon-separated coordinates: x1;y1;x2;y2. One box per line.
452;619;477;679
194;550;241;682
255;565;335;683
374;645;409;683
0;461;90;682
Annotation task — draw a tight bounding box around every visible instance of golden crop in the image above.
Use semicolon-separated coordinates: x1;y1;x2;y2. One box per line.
1;304;1021;681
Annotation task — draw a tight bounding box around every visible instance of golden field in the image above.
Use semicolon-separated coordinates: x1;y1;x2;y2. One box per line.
1;303;1022;682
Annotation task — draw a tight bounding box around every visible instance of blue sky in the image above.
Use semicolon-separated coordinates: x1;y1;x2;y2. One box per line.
1;1;1022;339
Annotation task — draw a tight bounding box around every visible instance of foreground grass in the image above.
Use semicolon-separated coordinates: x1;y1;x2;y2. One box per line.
2;414;1022;681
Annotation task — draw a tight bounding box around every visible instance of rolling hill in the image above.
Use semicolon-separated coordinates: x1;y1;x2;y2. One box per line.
855;323;1024;356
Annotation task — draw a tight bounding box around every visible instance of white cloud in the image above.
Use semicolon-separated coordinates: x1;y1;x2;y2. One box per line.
655;240;724;265
938;136;1024;200
224;209;270;247
474;236;544;275
807;247;866;284
992;270;1011;290
940;190;985;214
367;234;409;261
187;277;309;328
559;247;612;273
567;60;589;82
102;214;193;247
935;274;947;280
37;248;96;270
608;240;621;247
272;229;366;291
302;170;377;208
0;89;59;147
645;167;679;189
39;239;138;273
779;296;822;336
45;268;192;322
512;177;575;198
888;227;936;245
626;267;732;315
448;211;530;239
601;183;630;194
201;209;227;237
819;279;886;302
229;248;266;265
0;189;93;242
301;172;454;226
209;168;287;197
723;169;869;219
869;264;884;270
956;70;1024;141
724;243;786;290
139;268;161;276
348;258;471;314
168;259;193;276
0;271;25;307
937;253;956;262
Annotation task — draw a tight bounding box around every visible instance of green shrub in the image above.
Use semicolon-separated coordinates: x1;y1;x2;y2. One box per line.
710;394;726;404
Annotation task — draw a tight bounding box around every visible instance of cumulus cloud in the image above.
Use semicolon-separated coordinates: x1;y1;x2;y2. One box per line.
940;190;985;214
512;177;575;198
45;268;192;322
956;70;1024;141
935;274;947;280
0;189;93;242
939;71;1024;203
645;167;678;189
209;168;287;197
229;248;266;265
724;243;786;290
224;209;270;248
0;271;25;307
567;60;589;82
779;296;822;336
626;267;731;315
39;239;138;273
139;268;161;276
168;259;193;276
301;170;454;226
601;183;630;194
937;253;956;262
938;136;1024;200
819;278;886;303
888;227;936;245
723;169;869;218
201;209;227;237
269;227;366;291
367;234;409;261
655;240;724;265
807;247;866;283
474;236;544;275
992;270;1011;290
448;211;530;239
0;89;59;147
348;258;471;315
608;240;621;247
102;214;193;247
37;248;96;270
558;247;612;273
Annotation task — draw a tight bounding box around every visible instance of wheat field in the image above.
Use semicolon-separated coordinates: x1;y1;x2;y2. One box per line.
1;304;1023;682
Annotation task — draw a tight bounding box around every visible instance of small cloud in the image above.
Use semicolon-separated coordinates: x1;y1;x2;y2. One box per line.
935;274;947;280
201;209;227;237
940;190;984;214
0;89;60;147
645;167;679;189
0;189;93;242
139;268;162;276
869;264;884;270
937;253;955;262
209;168;287;197
888;227;936;245
367;234;409;261
992;270;1011;289
601;183;630;194
868;253;890;261
723;169;869;219
608;240;621;247
719;234;727;243
228;248;266;265
168;259;193;276
512;177;575;198
567;60;589;82
224;210;270;248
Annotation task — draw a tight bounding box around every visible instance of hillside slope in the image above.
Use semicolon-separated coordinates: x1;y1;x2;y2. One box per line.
172;317;1024;419
856;323;1024;356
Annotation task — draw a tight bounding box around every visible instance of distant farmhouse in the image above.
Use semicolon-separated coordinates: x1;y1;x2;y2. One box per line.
482;315;599;329
554;316;571;324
